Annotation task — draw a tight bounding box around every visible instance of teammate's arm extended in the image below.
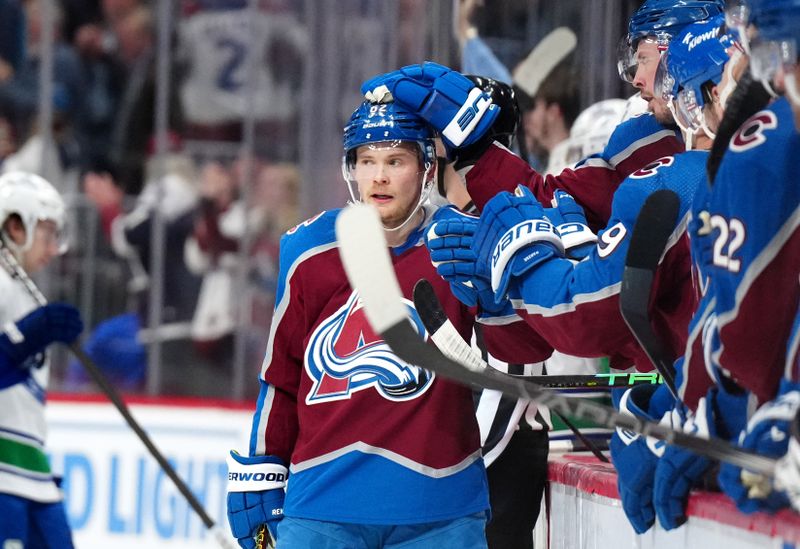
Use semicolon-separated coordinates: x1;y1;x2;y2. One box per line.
462;114;682;231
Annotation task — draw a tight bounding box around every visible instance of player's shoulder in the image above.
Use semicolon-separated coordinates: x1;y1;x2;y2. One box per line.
603;112;679;160
429;204;478;224
279;209;341;265
615;151;708;216
622;150;705;186
714;98;798;193
726;97;797;158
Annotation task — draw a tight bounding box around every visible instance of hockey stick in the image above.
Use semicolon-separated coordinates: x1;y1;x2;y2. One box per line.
0;244;237;549
619;189;681;400
411;278;610;462
411;280;661;390
334;202;775;475
512;27;577;98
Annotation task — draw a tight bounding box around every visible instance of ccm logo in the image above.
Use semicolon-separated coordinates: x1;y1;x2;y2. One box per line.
457;92;491;131
228;472;287;482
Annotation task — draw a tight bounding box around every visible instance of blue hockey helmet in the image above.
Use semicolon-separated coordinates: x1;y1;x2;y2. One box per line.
618;0;726;82
342;100;436;222
749;0;800;44
343;100;435;169
748;0;800;105
663;17;733;138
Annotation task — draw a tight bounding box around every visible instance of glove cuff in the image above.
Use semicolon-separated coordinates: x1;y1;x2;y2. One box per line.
227;451;288;493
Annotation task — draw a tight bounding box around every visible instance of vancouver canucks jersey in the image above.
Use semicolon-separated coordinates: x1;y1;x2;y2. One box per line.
704;98;800;404
463;113;683;231
248;205;548;524
507;152;708;407
0;268;60;503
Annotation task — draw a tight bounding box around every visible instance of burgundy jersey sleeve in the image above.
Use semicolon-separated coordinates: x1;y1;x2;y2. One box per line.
463;115;682;230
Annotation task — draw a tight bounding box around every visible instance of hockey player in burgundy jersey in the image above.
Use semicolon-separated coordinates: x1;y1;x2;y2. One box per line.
695;0;800;516
225;99;548;549
361;2;728;234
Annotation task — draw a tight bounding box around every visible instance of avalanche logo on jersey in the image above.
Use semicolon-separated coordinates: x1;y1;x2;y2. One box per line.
304;291;434;404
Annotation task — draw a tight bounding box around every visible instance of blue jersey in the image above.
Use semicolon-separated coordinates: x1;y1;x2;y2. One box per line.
507;152;708;406
249;205;547;524
675;169;719;406
702;98;800;404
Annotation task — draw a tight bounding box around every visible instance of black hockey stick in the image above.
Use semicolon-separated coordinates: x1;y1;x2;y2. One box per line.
335;202;775;475
619;189;681;400
412;280;661;390
410;279;610;462
706;68;773;184
0;244;237;549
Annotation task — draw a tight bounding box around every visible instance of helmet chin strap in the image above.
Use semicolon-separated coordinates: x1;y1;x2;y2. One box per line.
668;101;697;150
382;161;435;233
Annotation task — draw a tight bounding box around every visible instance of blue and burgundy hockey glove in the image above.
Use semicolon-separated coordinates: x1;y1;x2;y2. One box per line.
227;451;287;549
471;186;564;305
361;61;500;155
718;379;800;514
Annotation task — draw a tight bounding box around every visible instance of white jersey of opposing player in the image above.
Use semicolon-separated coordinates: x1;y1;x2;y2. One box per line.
0;268;60;503
178;7;307;124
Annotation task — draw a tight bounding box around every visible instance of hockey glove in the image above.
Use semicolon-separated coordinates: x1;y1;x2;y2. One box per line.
653;383;748;530
0;303;83;375
472;185;563;305
718;379;800;514
227;451;287;549
775;407;800;513
361;61;500;154
425;207;507;314
545;190;597;261
609;383;676;534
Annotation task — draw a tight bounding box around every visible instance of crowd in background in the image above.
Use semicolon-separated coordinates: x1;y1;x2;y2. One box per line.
0;0;640;400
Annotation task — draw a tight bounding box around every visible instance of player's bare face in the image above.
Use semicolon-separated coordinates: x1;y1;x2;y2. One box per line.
22;220;61;274
633;41;674;125
354;142;424;229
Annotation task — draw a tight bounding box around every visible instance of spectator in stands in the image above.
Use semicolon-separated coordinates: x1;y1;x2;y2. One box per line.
0;0;85;176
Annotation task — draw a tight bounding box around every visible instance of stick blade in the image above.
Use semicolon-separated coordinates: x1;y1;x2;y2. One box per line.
412;279;448;335
512;27;577;97
624;189;681;271
620;189;681;392
335;204;408;334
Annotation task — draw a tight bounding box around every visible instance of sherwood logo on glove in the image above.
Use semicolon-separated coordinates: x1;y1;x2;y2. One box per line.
228;471;286;483
226;453;288;493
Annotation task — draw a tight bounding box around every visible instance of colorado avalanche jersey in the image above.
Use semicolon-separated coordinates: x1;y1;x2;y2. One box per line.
704;98;800;404
506;152;708;406
463;113;683;230
248;205;548;524
674;169;719;408
0;268;61;503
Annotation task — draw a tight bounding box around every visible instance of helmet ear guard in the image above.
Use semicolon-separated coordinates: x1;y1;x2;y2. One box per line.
0;171;67;254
